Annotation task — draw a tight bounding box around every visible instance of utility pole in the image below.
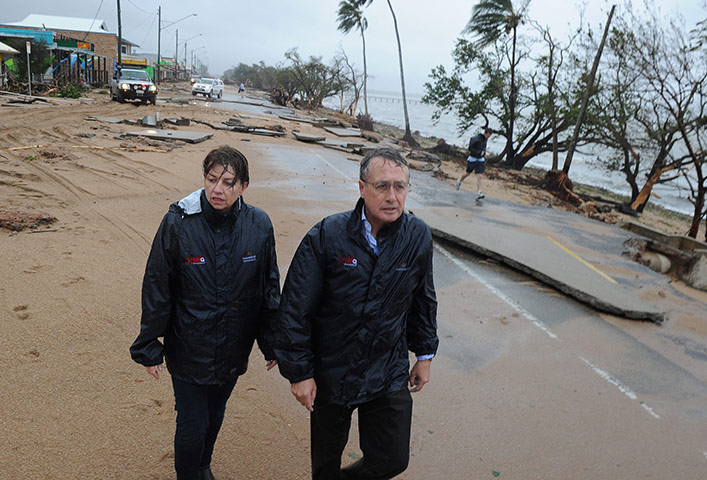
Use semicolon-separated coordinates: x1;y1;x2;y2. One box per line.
175;29;178;79
117;0;122;68
156;5;161;84
26;41;32;97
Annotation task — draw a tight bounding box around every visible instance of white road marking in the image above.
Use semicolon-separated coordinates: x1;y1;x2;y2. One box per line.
579;357;660;419
314;152;349;179
436;242;662;421
434;243;558;340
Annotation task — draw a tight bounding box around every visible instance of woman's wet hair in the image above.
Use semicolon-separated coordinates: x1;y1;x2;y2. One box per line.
202;146;249;184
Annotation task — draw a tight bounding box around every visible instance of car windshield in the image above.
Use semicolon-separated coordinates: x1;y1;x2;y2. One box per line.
121;70;151;81
200;79;214;85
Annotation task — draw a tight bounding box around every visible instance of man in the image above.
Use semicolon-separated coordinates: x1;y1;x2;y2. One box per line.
275;148;439;479
456;127;493;199
130;146;280;480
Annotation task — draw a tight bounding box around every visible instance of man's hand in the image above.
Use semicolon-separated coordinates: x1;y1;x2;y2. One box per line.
409;359;431;392
145;364;163;380
291;378;317;412
266;359;278;371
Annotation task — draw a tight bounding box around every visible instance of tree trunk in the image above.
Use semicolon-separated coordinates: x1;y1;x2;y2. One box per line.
386;0;419;147
630;164;676;212
620;147;640;202
548;42;559;170
361;26;368;116
562;5;615;174
687;188;705;238
507;25;517;164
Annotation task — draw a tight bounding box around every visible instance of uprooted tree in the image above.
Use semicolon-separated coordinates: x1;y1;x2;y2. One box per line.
580;3;706;238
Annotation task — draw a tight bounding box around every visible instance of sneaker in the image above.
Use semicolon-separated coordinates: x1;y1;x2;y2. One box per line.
455;179;462;190
477;190;485;199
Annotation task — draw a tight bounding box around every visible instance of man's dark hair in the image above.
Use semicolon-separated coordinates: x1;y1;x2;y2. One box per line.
359;148;409;181
202;146;249;184
484;127;493;135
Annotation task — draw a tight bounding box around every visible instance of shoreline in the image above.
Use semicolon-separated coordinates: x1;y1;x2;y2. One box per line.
314;103;699;237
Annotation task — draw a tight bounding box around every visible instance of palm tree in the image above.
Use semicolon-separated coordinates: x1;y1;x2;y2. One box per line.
385;0;418;146
337;0;370;117
464;0;528;163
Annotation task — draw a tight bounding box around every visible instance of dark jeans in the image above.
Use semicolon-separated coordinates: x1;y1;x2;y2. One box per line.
311;388;413;480
171;376;238;480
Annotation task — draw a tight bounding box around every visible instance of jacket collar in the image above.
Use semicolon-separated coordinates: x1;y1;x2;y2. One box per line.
349;197;404;240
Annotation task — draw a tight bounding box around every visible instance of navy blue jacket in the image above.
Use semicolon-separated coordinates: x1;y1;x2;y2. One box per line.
468;133;488;158
130;189;280;385
275;198;438;405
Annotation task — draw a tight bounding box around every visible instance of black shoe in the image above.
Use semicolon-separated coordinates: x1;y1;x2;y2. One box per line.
200;466;217;480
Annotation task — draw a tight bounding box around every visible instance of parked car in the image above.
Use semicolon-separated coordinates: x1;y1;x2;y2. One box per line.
110;68;157;105
192;77;224;99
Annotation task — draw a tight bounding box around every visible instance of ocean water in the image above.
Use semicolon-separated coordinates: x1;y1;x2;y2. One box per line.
325;90;696;216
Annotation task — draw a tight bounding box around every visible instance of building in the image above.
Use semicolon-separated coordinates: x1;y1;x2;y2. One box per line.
0;14;141;83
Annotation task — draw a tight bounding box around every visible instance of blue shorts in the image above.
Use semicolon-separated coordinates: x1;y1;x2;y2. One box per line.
466;157;485;174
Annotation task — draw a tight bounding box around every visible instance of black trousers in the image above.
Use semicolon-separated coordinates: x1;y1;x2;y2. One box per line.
311;388;413;480
171;376;238;480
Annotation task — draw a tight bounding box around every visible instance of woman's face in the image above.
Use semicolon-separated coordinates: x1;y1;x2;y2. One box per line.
204;164;248;212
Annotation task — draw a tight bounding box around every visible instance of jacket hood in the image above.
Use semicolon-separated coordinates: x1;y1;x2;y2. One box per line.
177;189;203;215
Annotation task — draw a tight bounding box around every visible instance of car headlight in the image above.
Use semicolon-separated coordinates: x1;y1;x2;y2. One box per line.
149;85;157;92
120;83;130;90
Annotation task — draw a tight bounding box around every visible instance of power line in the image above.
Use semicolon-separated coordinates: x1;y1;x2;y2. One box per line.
139;14;157;47
80;0;105;41
126;0;156;16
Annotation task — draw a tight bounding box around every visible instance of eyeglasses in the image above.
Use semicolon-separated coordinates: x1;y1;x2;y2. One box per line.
363;180;411;194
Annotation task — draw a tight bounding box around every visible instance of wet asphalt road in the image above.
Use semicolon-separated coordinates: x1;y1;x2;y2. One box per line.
200;97;707;478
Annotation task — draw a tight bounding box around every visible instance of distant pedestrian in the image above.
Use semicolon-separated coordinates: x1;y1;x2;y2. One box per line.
456;127;493;199
238;82;245;93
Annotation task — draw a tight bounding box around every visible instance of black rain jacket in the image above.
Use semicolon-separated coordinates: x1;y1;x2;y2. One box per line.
468;133;488;158
130;189;280;385
274;198;438;406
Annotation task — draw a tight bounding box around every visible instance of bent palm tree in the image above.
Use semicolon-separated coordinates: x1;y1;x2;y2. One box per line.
385;0;418;146
464;0;528;163
337;0;370;116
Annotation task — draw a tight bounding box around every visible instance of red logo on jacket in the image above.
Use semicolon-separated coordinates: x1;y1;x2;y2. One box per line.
186;256;205;265
337;256;358;267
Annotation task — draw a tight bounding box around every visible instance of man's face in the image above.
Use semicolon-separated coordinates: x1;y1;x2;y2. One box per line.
359;157;409;233
204;164;248;212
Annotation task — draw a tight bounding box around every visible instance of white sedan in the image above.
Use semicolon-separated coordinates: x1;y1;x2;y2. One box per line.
191;78;224;99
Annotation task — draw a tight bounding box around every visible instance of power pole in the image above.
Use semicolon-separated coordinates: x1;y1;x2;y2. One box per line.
116;0;122;68
156;5;161;84
175;29;178;79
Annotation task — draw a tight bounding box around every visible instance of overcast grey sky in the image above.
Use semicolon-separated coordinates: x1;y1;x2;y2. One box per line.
1;0;704;95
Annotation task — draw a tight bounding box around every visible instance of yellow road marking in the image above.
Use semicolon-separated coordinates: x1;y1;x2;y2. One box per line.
546;236;618;284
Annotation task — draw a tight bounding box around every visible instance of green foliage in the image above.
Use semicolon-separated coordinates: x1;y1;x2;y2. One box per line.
464;0;528;48
223;62;279;90
54;83;87;98
224;50;354;109
336;0;371;35
2;39;52;76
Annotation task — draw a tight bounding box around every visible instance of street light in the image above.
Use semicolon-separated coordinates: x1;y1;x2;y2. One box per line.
179;33;202;73
157;8;196;84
